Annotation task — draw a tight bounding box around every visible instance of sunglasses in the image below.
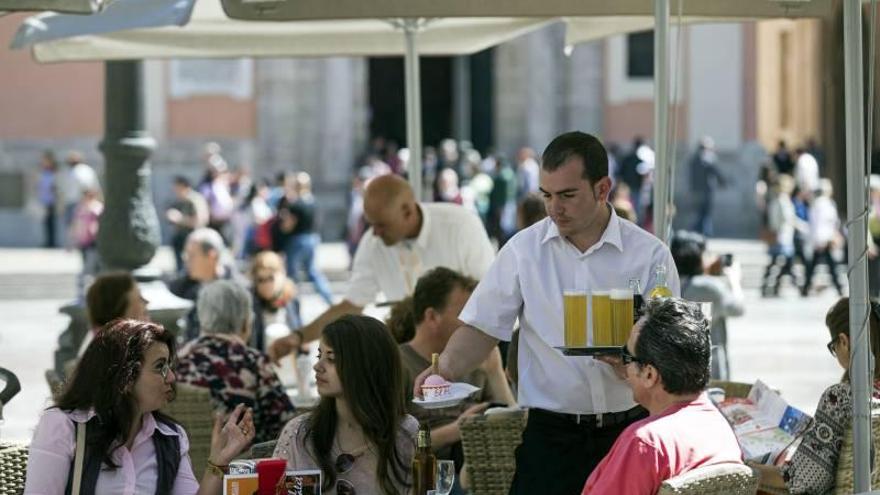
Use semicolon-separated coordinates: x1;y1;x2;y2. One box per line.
620;346;648;366
335;453;356;495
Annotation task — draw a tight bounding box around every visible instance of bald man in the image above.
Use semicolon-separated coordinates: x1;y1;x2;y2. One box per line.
269;174;495;361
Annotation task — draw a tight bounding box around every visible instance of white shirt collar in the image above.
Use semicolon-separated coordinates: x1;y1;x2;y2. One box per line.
68;408;180;438
540;204;624;254
409;203;431;250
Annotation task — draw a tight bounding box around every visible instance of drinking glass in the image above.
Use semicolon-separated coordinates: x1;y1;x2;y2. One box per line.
563;290;588;347
435;460;455;495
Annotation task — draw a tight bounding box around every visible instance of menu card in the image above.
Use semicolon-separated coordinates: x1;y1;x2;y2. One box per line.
223;459;321;495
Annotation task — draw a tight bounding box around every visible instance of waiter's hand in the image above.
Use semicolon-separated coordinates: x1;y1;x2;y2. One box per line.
413;365;452;399
595;355;627;380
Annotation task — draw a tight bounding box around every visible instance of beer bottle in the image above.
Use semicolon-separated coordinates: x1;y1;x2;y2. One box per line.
412;423;437;495
649;264;674;299
629;278;645;322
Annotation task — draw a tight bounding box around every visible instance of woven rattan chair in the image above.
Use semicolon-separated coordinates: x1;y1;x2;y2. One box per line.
162;384;216;474
0;442;29;495
460;409;526;495
657;463;760;495
832;414;880;495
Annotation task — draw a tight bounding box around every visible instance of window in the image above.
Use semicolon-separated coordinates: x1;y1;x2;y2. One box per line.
627;30;654;79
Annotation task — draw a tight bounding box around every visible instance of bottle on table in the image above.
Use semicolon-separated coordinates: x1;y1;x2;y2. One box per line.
649;264;673;299
412;423;437;495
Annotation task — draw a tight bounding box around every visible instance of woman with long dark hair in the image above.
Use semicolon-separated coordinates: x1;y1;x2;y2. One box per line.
273;314;416;494
25;319;255;494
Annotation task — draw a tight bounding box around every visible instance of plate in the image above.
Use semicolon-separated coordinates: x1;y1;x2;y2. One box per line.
412;382;481;410
554;346;623;356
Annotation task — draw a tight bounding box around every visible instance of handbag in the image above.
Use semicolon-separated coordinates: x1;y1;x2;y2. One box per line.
71;421;86;495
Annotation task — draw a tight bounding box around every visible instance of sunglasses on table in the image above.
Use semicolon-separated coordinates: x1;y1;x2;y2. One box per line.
335;453;357;495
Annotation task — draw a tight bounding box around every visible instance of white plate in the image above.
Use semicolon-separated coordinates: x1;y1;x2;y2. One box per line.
412;382;481;409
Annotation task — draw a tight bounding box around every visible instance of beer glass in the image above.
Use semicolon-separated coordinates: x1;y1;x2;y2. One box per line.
610;289;634;346
563;290;588;347
591;290;612;346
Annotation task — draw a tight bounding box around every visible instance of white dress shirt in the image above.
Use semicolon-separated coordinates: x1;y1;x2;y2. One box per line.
344;202;496;306
459;208;680;415
24;408;199;495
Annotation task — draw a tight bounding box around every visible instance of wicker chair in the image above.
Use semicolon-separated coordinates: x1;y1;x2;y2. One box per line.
162;384;216;474
0;442;29;495
832;414;880;495
460;409;526;495
657;463;760;495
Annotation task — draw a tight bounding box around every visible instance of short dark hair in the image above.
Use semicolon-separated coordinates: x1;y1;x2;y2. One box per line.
541;131;609;184
172;175;191;188
386;267;476;343
635;298;711;395
412;267;476;325
670;231;706;277
86;272;137;327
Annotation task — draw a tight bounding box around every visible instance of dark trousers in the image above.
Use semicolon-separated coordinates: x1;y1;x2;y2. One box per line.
509;407;648;495
802;246;843;296
43;204;56;248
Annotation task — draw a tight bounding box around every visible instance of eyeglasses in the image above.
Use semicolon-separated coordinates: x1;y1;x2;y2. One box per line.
827;335;840;357
256;275;275;284
335;453;356;495
155;361;176;381
620;346;647;366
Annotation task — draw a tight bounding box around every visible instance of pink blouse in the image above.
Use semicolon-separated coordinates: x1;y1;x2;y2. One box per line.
24;408;200;495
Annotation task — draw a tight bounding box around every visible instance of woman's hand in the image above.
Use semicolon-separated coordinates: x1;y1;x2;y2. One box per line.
208;404;255;466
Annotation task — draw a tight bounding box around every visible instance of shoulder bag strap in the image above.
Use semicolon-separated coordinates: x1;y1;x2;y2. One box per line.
71;421;86;495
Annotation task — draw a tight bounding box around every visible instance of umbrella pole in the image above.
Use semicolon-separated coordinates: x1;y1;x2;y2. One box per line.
404;18;424;202
652;0;670;243
844;0;872;491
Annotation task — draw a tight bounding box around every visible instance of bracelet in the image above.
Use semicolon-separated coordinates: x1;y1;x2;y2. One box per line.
206;459;228;477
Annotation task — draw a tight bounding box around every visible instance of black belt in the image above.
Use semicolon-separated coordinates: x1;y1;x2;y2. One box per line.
531;406;646;429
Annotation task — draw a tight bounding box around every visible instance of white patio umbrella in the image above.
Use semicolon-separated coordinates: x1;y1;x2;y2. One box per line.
0;0;113;14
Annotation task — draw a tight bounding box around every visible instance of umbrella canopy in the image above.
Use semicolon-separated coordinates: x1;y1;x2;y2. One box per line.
0;0;112;14
219;0;834;20
11;0;552;61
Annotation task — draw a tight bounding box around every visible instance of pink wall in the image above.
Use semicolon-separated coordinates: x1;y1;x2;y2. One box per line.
168;96;256;139
0;14;104;138
603;101;688;146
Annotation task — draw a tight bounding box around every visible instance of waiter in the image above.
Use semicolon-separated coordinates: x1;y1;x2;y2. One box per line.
414;131;680;494
269;173;495;360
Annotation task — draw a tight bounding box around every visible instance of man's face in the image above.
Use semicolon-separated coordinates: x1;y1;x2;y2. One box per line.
184;241;218;281
539;157;611;239
364;200;411;246
436;287;472;346
624;321;651;406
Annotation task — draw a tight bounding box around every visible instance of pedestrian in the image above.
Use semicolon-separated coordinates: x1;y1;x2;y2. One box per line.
60;150;100;236
802;179;844;297
268;173;495;362
37;150;59;248
69;187;103;299
166;176;209;272
761;175;807;297
413;131;680;494
515;147;540;199
688;136;725;236
772;139;795;176
273;172;335;308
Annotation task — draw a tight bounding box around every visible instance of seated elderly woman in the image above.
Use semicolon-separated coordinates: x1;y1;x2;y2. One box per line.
752;297;880;493
176;280;296;443
77;271;149;357
26;319;254;494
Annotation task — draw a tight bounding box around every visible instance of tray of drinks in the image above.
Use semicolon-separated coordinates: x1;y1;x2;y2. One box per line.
555;345;623;356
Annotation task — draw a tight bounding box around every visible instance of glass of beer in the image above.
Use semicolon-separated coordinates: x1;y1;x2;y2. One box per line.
563;290;588;347
591;290;612;346
610;289;634;346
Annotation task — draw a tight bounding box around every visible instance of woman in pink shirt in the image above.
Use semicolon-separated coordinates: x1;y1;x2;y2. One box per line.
25;319;255;495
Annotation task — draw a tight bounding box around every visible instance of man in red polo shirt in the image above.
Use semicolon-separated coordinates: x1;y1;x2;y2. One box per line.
583;298;743;494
